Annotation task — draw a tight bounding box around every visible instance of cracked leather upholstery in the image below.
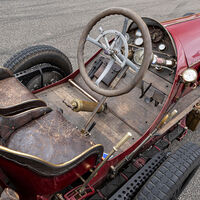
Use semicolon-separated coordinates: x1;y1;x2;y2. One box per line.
7;110;96;165
0;77;35;108
0;107;51;144
0;74;103;176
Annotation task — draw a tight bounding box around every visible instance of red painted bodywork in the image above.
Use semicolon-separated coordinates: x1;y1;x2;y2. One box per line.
164;15;200;67
0;155;97;199
1;14;200;200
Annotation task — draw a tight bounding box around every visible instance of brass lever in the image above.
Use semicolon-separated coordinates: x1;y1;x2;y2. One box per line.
79;132;132;194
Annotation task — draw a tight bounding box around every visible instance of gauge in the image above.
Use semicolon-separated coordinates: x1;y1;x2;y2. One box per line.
133;48;144;65
135;29;142;37
182;68;198;83
158;44;166;51
134;37;143;46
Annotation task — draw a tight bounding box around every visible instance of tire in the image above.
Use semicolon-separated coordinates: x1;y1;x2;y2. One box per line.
134;142;200;200
3;45;73;90
4;45;72;74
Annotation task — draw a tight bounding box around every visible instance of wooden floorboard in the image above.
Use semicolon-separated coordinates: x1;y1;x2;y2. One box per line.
37;58;171;152
143;70;172;95
37;83;139;153
75;66;168;134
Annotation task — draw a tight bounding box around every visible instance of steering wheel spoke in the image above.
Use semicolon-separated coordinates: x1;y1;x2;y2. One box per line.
113;54;123;65
103;35;110;48
122;17;129;36
115;17;129;50
110;35;120;49
95;58;115;85
87;35;106;50
117;52;140;72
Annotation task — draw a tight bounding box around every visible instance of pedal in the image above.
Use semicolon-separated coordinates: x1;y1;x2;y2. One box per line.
151;89;165;107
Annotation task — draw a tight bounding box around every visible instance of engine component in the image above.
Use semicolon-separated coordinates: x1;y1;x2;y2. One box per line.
139;80;152;98
152;54;175;67
151;89;165;106
186;102;200;131
70;99;105;113
88;56;104;79
94;57;121;86
157;109;178;129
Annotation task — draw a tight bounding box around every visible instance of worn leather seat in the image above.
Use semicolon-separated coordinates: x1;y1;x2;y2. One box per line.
0;109;103;176
0;106;52;144
0;67;36;108
0;66;103;176
7;110;102;164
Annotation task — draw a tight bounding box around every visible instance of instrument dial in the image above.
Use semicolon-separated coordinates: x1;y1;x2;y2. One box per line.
134;48;144;65
159;44;166;51
134;37;143;46
135;29;142;37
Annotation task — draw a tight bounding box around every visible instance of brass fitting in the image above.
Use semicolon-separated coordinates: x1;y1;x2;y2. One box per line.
71;99;105;113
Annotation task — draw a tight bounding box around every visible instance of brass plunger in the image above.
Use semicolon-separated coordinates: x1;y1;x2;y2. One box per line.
70;99;105;113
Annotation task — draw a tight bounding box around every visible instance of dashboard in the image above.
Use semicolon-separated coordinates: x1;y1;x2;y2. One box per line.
126;17;177;83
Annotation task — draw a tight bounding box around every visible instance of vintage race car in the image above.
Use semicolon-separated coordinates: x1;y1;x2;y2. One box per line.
0;7;199;200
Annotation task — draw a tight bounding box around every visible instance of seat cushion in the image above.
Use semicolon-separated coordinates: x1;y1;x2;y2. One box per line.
0;77;35;108
7;110;95;165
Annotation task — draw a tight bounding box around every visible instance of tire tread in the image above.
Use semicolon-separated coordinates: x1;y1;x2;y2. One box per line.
134;142;200;200
3;45;72;74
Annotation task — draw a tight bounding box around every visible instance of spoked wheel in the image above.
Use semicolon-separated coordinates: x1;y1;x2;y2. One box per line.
78;7;152;97
23;63;65;91
4;45;72;91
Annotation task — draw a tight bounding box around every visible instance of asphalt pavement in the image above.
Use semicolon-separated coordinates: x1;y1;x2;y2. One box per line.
0;0;199;199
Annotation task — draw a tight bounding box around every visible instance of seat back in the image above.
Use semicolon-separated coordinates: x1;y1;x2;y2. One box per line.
0;67;104;197
0;144;103;197
0;107;51;144
0;99;47;116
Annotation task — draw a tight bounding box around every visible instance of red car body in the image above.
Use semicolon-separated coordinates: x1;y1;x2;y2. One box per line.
0;13;199;200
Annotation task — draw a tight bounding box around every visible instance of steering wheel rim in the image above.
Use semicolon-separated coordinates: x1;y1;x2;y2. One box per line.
77;7;152;97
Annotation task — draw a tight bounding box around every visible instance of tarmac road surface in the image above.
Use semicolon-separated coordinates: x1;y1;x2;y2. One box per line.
0;0;199;199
